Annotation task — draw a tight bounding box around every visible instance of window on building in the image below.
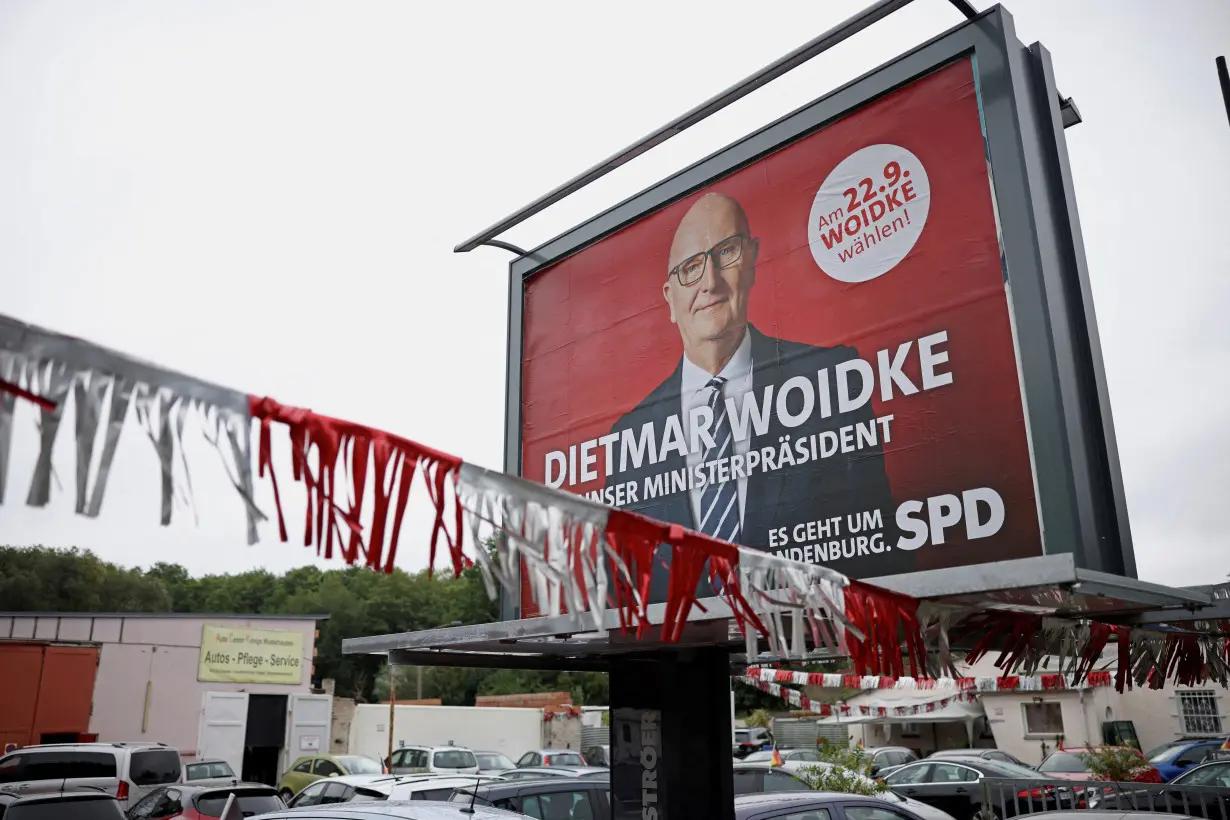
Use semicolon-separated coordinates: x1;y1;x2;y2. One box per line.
1022;702;1064;736
901;722;921;738
1179;691;1223;735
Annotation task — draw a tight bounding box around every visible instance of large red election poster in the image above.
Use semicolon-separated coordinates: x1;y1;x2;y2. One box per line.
519;58;1041;612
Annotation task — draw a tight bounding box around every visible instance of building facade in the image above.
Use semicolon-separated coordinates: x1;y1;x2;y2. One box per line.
838;654;1228;764
0;612;331;784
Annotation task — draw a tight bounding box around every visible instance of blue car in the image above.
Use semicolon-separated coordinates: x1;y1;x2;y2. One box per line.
1147;738;1227;780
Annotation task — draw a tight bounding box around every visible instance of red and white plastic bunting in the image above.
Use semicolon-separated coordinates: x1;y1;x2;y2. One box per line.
744;666;1115;691
737;668;1114;717
2;310;1228;692
0;312;923;675
737;676;982;717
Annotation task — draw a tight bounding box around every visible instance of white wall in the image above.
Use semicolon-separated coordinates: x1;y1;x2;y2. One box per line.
348;704;546;763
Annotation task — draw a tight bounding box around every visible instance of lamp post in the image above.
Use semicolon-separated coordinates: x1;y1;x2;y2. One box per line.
1217;57;1229;131
387;620;463;770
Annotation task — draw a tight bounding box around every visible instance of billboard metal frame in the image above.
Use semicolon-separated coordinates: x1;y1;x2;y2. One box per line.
494;5;1133;621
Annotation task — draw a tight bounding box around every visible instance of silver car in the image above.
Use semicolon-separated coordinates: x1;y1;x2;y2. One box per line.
181;758;239;787
250;800;528;819
0;742;182;810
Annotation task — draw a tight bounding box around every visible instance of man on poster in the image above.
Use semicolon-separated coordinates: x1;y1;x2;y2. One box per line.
606;192;896;596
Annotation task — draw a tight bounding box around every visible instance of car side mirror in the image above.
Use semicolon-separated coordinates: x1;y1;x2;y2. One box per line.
870;765;881;777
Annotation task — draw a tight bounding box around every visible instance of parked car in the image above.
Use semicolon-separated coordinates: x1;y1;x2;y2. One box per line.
389;747;479;777
1146;738;1229;759
180;760;238;787
735;728;774;759
247;801;527;819
0;789;127;819
277;755;384;800
743;749;824;766
1016;813;1202;820
928;749;1030;768
123;783;284;819
497;766;608;781
1149;740;1230;781
731;762;814;795
1036;746;1164;783
582;745;610;767
735;791;934;820
448;776;610;816
1087;758;1230;817
513;749;588;768
289;774;505;806
0;742;183;810
284;775;401;807
860;747;920;778
882;757;1075;820
472;753;516;776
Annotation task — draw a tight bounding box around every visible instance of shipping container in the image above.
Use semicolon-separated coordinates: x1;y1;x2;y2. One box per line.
0;642;99;750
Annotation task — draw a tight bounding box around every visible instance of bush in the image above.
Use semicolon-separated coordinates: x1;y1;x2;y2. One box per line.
795;743;889;796
1079;746;1159;782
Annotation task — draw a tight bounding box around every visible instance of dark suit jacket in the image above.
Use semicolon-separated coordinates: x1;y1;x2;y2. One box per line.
605;325;900;601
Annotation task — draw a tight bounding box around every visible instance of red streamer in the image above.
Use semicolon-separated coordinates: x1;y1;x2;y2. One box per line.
0;378;57;411
248;396;464;577
843;582;926;678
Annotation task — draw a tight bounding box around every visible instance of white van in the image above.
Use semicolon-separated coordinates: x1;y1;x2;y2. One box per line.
389;746;480;776
0;742;183;809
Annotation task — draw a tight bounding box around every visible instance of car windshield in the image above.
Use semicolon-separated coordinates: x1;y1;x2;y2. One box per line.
1038;752;1088;773
339;756;382;774
743;751;774;762
735;730;750;742
186;761;234;779
475;754;514;770
546;753;586;767
195;792;284;816
1149;746;1185;764
1145;742;1184;760
6;798;126;820
129;750;182;786
433;750;477;769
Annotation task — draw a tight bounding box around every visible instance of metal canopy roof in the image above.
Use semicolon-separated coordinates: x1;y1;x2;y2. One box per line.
341;556;1222;671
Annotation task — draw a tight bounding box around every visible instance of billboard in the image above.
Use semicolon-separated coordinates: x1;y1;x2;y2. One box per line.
505;10;1135;616
520;58;1031;600
198;624;305;685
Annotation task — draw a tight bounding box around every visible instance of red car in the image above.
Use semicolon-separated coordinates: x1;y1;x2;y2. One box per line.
124;784;285;819
1037;746;1164;784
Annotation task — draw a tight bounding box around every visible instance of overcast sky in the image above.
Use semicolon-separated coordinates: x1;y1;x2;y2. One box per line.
1;0;1227;589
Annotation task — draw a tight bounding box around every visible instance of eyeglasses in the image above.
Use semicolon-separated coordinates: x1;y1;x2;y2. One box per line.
669;234;745;286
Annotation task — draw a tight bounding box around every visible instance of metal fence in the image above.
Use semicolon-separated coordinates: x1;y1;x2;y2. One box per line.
976;777;1230;820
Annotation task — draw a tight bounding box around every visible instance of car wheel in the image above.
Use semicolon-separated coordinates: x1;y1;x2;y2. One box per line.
279;788;294;803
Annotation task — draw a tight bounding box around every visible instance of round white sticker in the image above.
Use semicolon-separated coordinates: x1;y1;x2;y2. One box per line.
807;144;931;283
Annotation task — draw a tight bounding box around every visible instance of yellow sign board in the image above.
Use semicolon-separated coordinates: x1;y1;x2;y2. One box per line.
198;625;305;685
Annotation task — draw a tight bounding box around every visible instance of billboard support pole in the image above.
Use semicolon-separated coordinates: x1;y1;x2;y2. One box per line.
484;240;529;257
1217;56;1230;130
454;0;919;253
454;0;1080;253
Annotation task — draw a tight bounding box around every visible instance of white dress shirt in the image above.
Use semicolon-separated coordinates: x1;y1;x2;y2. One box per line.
680;330;754;529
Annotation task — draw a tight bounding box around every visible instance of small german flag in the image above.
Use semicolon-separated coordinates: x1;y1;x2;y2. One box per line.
771;747;784;767
1220;737;1230;751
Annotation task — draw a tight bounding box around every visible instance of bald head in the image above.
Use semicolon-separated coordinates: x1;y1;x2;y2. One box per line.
668;193;751;273
662;192;759;375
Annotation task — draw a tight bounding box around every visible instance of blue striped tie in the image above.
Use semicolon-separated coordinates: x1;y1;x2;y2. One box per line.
698;376;741;544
